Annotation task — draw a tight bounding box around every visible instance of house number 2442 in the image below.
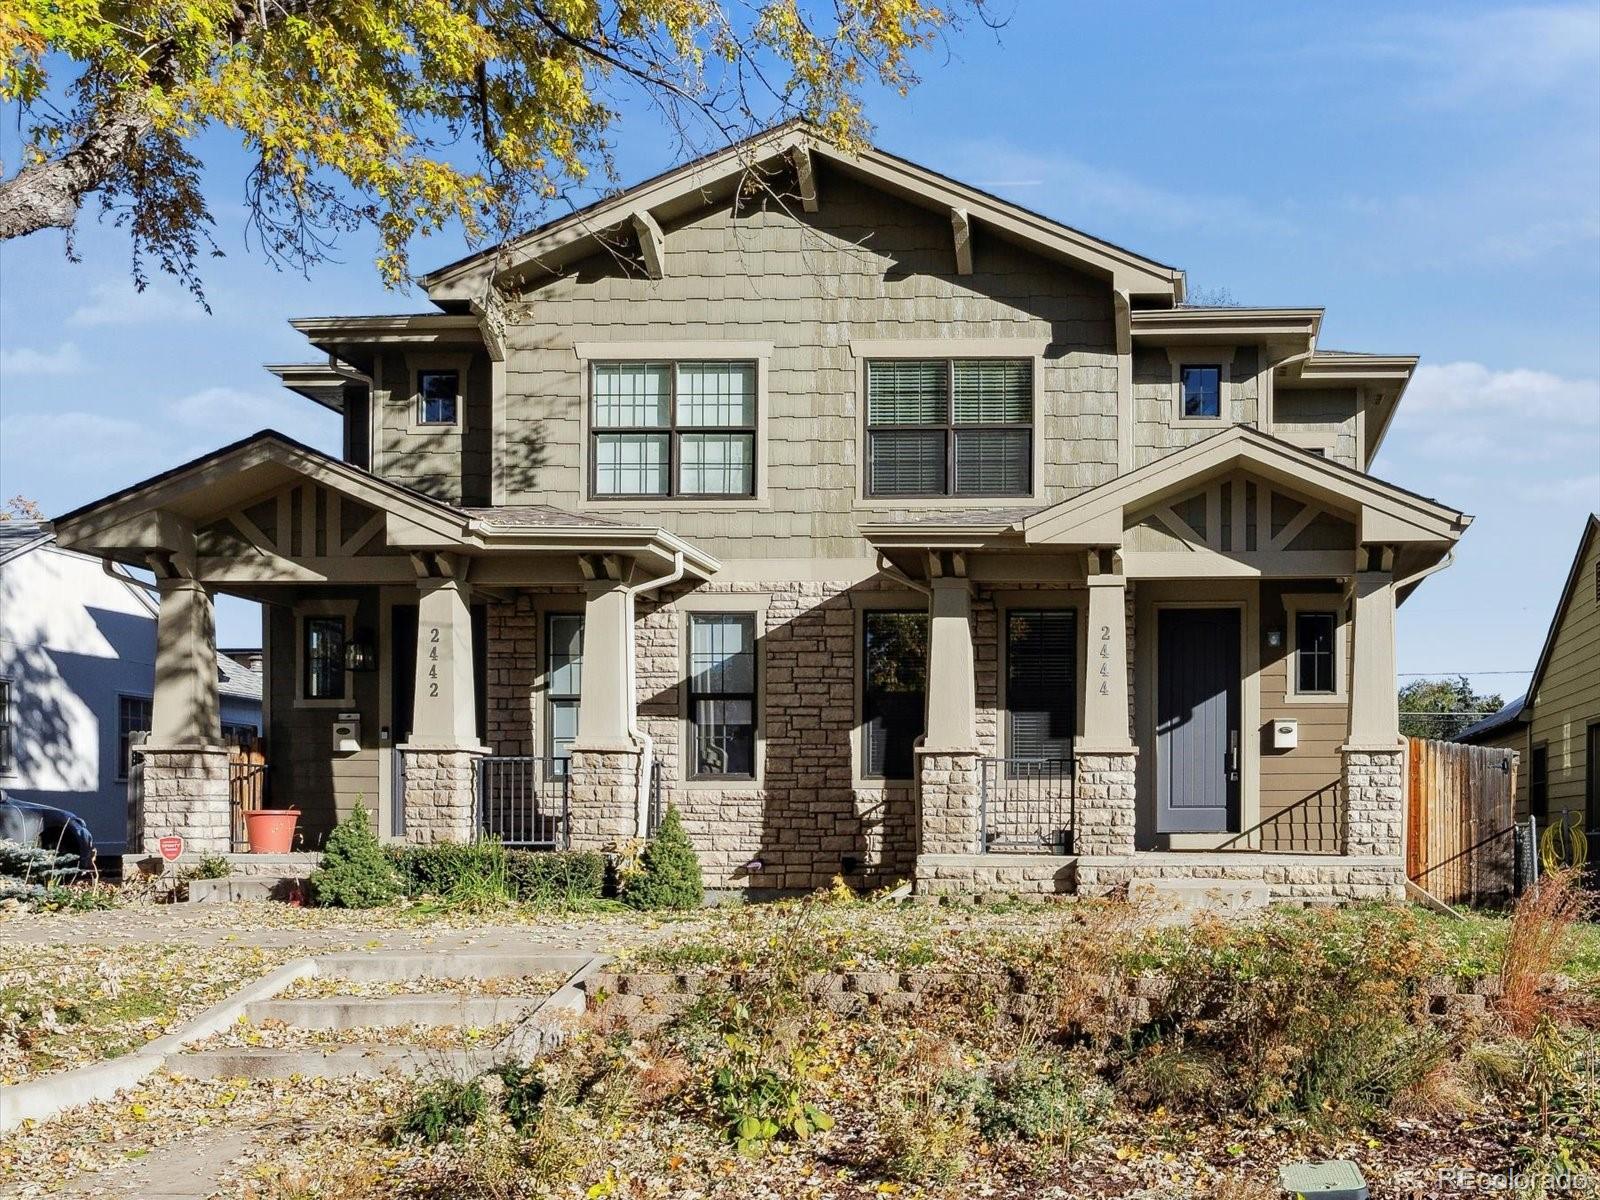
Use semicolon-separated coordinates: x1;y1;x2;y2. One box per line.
427;626;441;697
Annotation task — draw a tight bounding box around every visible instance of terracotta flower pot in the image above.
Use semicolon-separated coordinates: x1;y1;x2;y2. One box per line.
245;808;300;853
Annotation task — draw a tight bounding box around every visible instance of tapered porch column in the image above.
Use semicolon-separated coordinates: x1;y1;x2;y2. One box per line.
1342;565;1404;863
138;575;229;855
567;578;640;849
400;573;484;844
918;577;981;856
1077;551;1137;858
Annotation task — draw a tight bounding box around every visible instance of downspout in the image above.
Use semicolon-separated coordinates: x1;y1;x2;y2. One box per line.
1393;549;1455;604
622;550;686;837
325;353;376;471
325;352;374;389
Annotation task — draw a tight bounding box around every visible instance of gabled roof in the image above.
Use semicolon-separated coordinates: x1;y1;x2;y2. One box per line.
420;121;1186;305
1521;513;1600;718
1023;425;1470;548
49;431;719;578
1456;694;1526;743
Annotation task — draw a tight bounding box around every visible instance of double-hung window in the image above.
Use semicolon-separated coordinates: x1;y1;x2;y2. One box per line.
591;361;756;497
1005;611;1076;762
866;359;1032;497
417;370;459;425
545;613;584;770
861;611;928;779
688;614;757;778
1179;365;1222;420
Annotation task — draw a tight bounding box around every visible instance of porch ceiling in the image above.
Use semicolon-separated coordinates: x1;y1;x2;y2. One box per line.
49;430;720;584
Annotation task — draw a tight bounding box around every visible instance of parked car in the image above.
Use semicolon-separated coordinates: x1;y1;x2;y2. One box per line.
0;792;96;873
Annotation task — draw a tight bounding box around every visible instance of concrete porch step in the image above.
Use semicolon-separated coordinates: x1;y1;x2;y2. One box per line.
245;993;542;1030
168;1044;478;1081
315;950;591;983
1129;878;1270;916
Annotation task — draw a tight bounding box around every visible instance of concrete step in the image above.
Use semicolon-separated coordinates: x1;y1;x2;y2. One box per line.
168;1044;480;1081
316;951;589;983
1130;878;1271;917
245;993;542;1030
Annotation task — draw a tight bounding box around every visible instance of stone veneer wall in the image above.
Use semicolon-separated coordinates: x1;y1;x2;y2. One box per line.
566;747;640;849
1342;748;1405;857
917;752;981;855
136;747;231;855
399;748;480;844
581;965;1504;1037
1074;751;1139;856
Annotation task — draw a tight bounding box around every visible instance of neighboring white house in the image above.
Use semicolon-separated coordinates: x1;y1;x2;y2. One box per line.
0;520;262;855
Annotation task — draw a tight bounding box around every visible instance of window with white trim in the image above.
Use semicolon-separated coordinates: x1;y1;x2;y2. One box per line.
590;361;756;497
1294;611;1338;695
866;359;1032;497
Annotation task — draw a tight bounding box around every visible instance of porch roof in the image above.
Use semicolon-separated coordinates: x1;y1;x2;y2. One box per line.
1022;426;1470;548
50;431;720;581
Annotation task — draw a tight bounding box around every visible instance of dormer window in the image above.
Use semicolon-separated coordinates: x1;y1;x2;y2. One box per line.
1179;365;1222;420
417;370;459;425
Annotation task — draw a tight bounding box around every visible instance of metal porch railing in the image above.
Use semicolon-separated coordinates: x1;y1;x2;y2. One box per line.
646;759;665;837
476;756;570;848
979;756;1075;854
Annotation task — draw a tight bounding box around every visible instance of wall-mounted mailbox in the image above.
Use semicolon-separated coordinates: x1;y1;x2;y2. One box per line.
333;713;362;754
1272;718;1299;751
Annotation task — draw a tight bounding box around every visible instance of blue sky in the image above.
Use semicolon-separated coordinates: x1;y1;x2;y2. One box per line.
2;1;1597;703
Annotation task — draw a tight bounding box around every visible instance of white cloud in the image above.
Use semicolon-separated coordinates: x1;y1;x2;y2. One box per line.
1361;5;1600;107
1401;362;1600;425
0;342;85;376
67;279;206;328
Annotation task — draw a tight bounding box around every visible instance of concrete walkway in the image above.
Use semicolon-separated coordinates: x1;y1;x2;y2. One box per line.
43;1129;255;1199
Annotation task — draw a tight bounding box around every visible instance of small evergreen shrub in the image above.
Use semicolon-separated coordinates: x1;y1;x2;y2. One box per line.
0;840;83;901
622;806;703;911
394;1077;489;1145
309;808;400;908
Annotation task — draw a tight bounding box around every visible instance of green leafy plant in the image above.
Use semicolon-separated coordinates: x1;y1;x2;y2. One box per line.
0;840;84;901
192;854;231;879
309;808;400;909
387;844;607;906
622;806;703;911
393;1076;489;1145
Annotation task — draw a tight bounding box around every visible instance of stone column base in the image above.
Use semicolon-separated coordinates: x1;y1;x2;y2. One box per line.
1342;746;1405;857
399;746;484;845
567;744;643;850
137;745;231;855
1074;747;1138;857
917;748;982;856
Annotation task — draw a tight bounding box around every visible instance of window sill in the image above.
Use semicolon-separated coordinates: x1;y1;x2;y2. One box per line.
679;777;763;791
852;496;1038;512
1281;692;1347;706
582;498;771;512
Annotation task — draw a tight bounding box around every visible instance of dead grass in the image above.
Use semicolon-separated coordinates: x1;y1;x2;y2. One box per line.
1499;866;1598;1034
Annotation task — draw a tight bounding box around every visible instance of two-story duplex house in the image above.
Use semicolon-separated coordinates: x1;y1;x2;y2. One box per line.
49;124;1470;900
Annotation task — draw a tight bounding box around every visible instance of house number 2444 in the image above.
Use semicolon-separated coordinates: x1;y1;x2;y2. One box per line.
1098;624;1113;695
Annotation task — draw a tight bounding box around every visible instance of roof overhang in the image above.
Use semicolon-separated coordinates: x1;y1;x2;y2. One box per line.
1130;307;1323;360
1279;351;1419;463
50;432;719;582
265;363;350;413
288;314;485;376
1023;426;1470;550
420;122;1186;306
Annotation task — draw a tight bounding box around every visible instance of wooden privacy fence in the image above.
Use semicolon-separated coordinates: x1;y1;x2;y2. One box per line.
1406;737;1518;906
229;738;269;851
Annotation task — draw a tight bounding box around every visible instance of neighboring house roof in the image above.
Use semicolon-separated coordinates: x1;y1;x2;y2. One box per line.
1456;695;1527;743
217;652;263;704
419;120;1186;305
1520;513;1600;718
0;520;54;565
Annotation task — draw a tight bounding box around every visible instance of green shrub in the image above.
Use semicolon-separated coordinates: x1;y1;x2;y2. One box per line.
388;843;606;905
192;854;231;880
505;848;606;903
393;1077;489;1145
309;808;400;908
622;806;703;911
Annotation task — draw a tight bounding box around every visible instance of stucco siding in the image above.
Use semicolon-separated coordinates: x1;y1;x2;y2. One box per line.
498;166;1120;559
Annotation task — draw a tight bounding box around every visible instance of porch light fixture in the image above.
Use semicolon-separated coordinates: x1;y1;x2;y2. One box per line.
343;630;378;672
1266;627;1284;649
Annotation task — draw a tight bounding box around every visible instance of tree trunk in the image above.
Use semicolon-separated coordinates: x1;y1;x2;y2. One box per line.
0;105;152;241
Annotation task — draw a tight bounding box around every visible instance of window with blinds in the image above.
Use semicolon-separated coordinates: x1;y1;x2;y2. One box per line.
1005;610;1076;762
591;361;756;497
866;358;1032;497
688;614;757;778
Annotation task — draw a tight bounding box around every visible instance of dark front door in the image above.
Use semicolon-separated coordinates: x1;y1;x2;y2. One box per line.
1156;607;1241;834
